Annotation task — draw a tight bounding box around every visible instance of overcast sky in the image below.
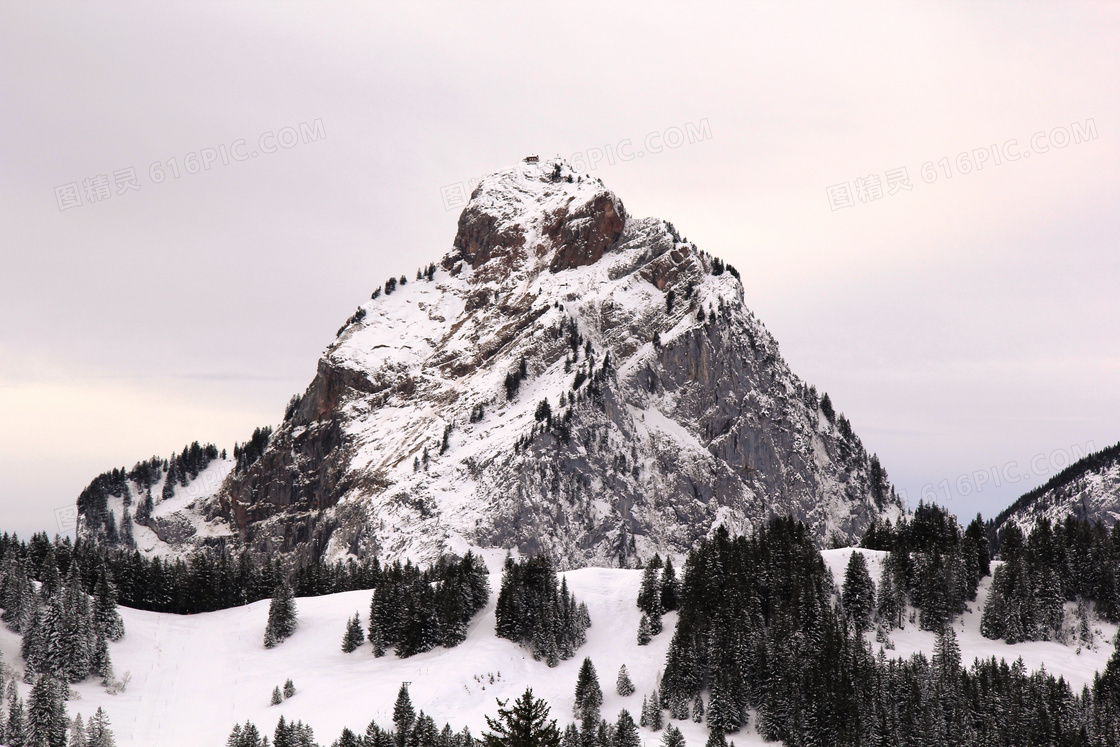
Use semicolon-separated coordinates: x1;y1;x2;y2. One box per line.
1;2;1117;539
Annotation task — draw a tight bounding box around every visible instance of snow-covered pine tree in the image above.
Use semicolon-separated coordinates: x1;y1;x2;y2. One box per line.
265;582;298;646
337;726;362;747
284;679;295;699
573;658;602;721
931;624;961;685
86;707;115;747
616;665;635;697
342;613;365;653
660;724;685;747
482;688;560;747
660;557;679;612
646;686;663;731
637;615;652;646
876;560;900;631
596;718;614;747
28;675;68;747
704;729;727;747
93;566;125;643
691;694;704;723
613;710;640;747
7;680;26;747
69;713;86;747
393;684;416;747
842;551;875;633
271;687;282;706
637;565;661;616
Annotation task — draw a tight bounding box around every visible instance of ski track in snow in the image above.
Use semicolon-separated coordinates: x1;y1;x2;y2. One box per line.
2;550;1117;747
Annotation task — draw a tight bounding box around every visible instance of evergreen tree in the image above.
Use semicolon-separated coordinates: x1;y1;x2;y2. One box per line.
8;681;27;747
931;624;961;685
394;684;416;747
93;567;124;643
370;611;386;658
271;687;283;706
28;676;68;747
691;694;704;723
342;613;365;653
615;666;635;697
660;558;679;612
704;730;727;747
637;565;661;616
482;689;561;747
264;583;298;646
647;689;663;731
573;658;603;722
284;679;295;699
85;708;114;747
337;727;361;747
876;559;901;630
68;714;86;747
637;615;651;646
659;725;685;747
612;710;639;747
842;551;876;632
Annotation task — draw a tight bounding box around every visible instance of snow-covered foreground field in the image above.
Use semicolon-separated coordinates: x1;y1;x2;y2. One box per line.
1;550;1115;747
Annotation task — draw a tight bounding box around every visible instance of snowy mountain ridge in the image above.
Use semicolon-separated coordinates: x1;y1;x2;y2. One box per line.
78;157;902;568
996;441;1120;533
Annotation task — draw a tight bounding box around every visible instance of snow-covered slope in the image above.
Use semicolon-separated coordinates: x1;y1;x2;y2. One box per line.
76;453;236;556
2;552;1111;747
79;157;902;567
995;441;1120;533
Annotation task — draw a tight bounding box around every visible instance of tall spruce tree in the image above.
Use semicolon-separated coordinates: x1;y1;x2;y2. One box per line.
264;582;298;647
842;551;876;632
28;676;68;747
659;725;685;747
342;613;365;653
615;665;635;697
613;710;639;747
85;708;114;747
482;689;561;747
573;658;603;722
393;684;416;747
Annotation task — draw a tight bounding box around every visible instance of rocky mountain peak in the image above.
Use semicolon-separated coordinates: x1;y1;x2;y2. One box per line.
76;160;902;568
448;158;627;281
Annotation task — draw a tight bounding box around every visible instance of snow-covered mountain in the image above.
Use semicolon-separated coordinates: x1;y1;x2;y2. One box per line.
78;157;902;567
995;441;1120;533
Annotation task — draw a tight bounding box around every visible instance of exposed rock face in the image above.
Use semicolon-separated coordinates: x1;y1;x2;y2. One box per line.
995;442;1120;533
79;158;902;568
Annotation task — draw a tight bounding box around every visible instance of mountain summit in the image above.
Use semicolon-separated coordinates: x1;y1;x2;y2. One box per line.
78;158;902;567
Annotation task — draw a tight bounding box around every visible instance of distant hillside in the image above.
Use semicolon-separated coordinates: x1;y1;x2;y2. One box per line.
994;440;1120;531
